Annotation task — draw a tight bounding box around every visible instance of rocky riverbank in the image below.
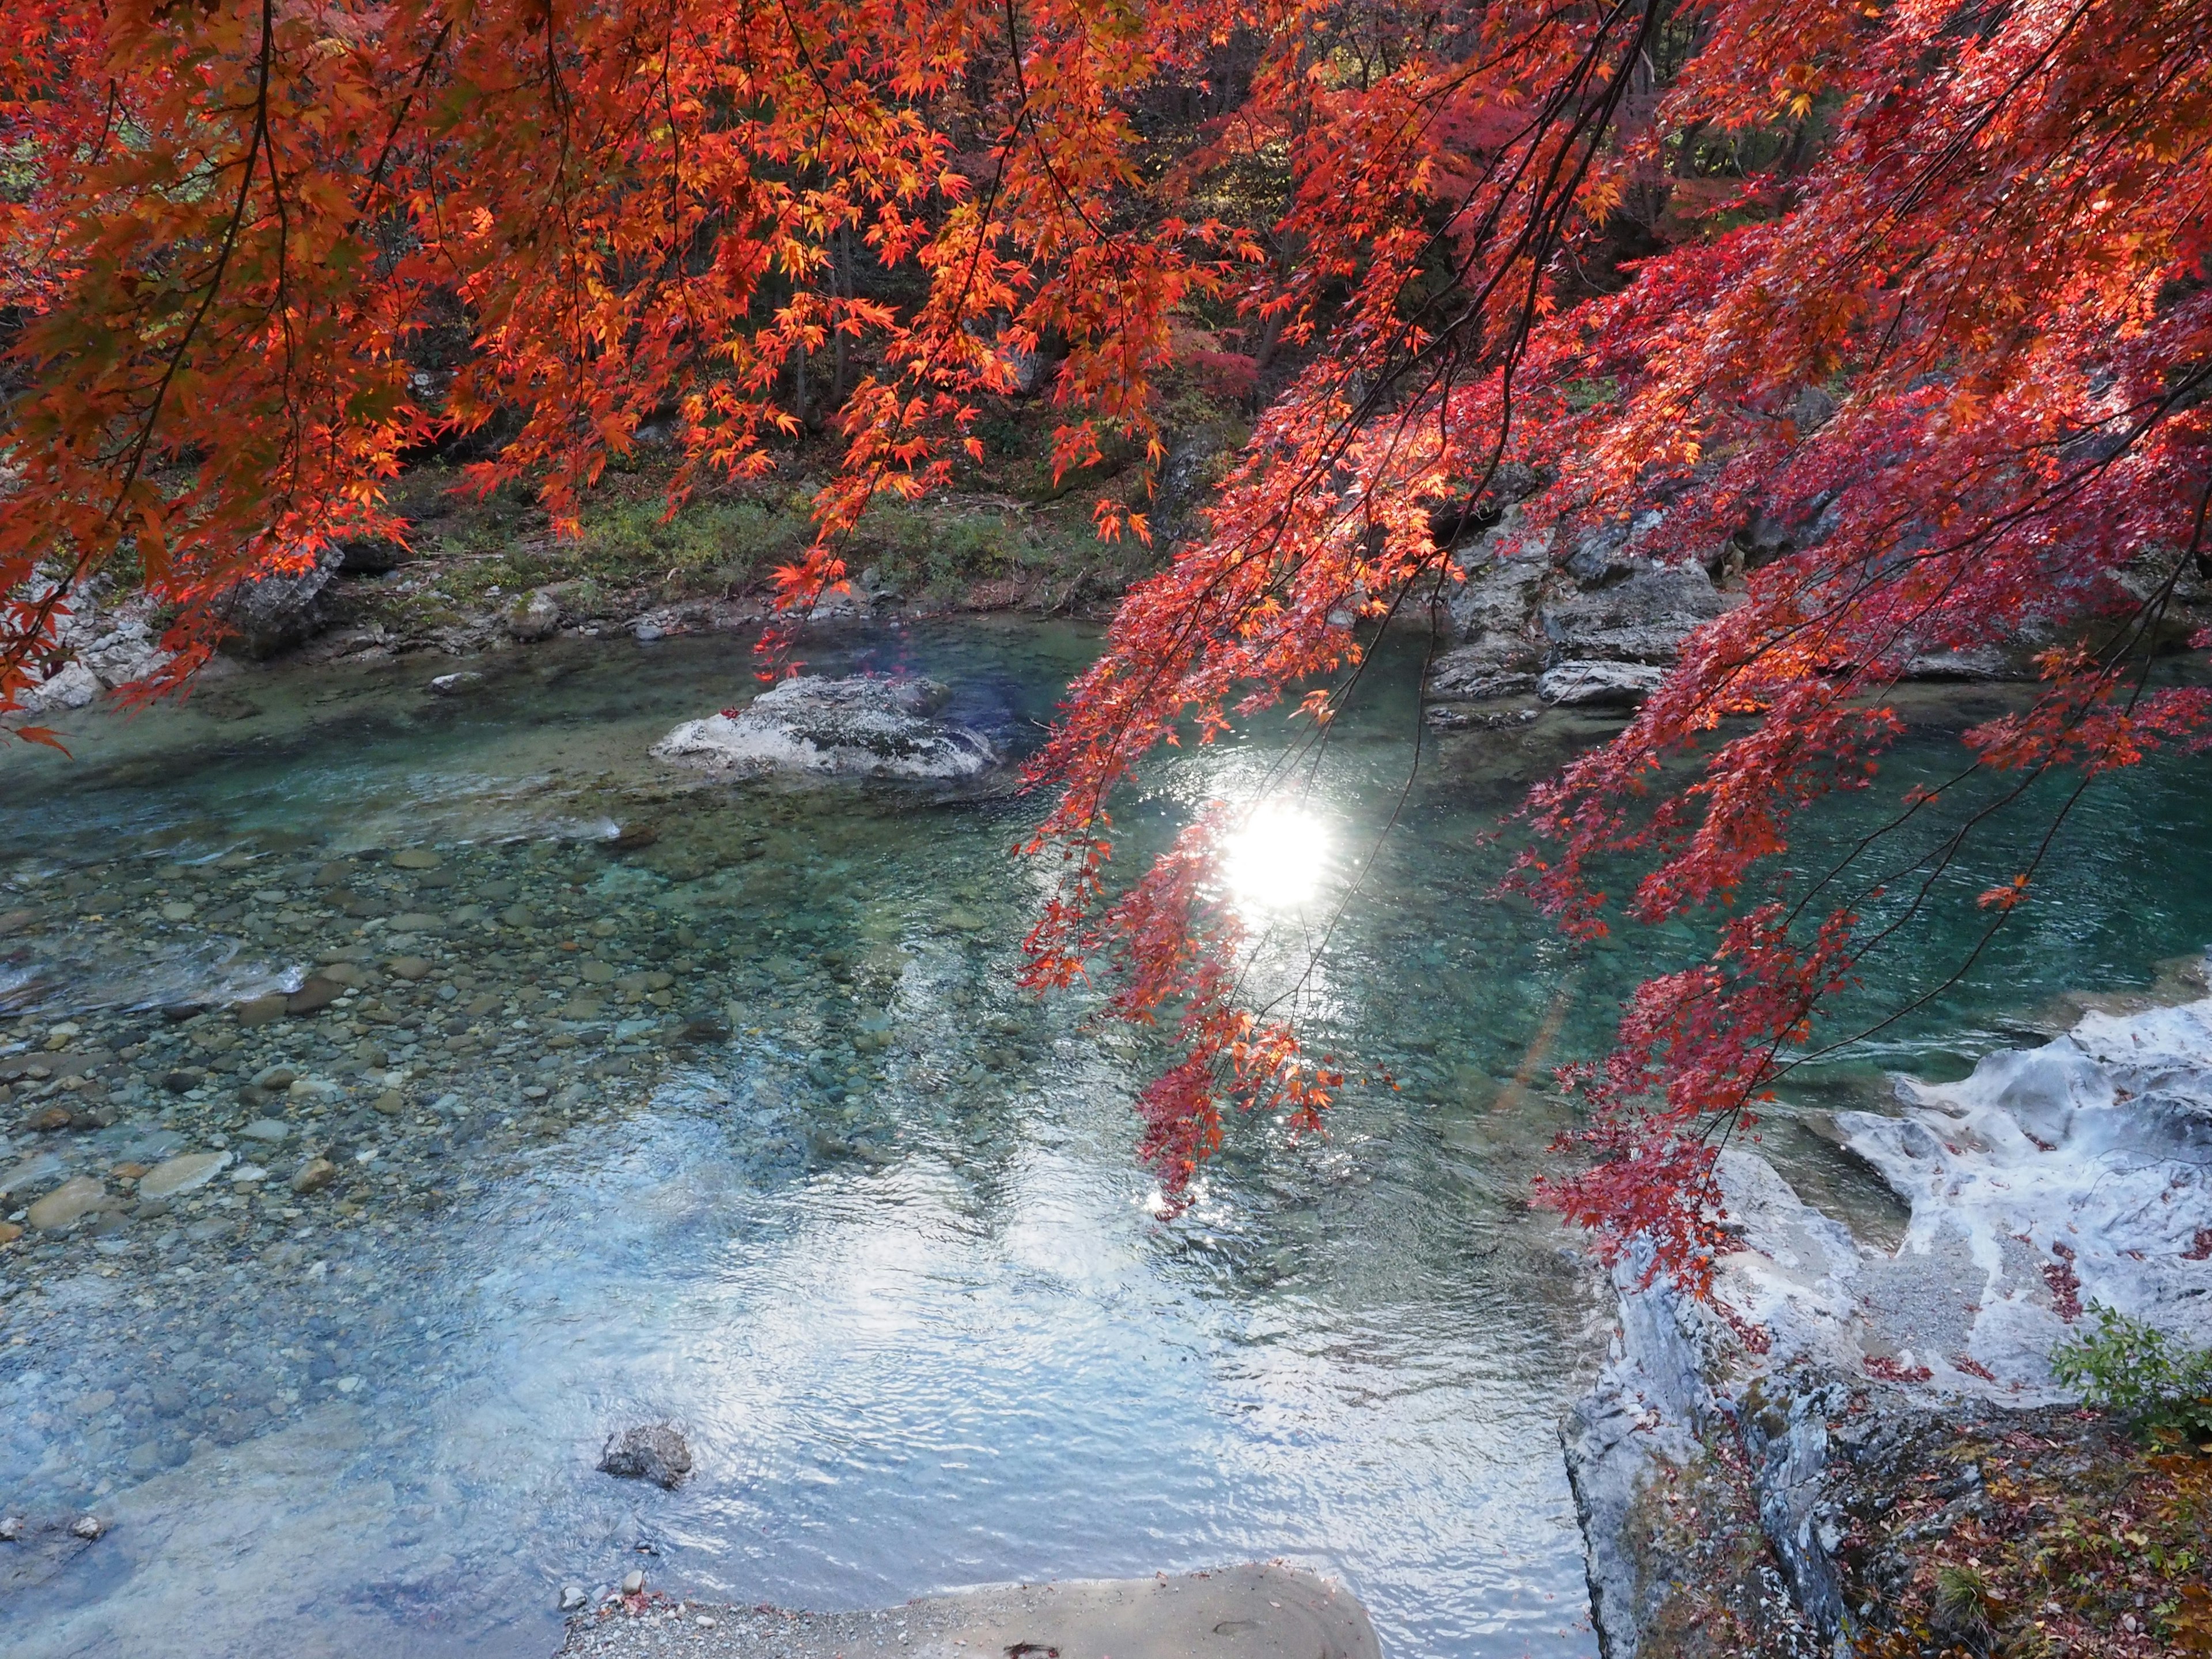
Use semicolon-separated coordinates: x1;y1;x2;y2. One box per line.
1563;974;2212;1658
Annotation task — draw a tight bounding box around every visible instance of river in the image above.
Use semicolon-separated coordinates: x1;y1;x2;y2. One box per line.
3;619;2209;1658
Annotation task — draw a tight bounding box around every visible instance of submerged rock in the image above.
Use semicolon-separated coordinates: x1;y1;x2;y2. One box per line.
138;1152;231;1201
26;1176;107;1231
598;1422;691;1489
652;675;996;781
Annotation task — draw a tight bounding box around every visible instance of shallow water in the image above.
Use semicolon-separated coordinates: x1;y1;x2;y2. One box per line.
3;622;2211;1659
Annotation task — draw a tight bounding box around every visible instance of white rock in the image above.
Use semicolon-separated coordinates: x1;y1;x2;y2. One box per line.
1839;987;2212;1385
652;675;996;781
21;661;99;713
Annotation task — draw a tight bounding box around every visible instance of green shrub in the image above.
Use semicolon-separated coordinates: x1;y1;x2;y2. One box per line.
2051;1304;2212;1443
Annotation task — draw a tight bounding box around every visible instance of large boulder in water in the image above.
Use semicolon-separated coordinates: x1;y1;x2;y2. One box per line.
652;673;996;780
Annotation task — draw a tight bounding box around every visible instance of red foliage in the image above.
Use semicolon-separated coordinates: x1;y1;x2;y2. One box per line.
1864;1356;1934;1385
7;0;2211;1280
2044;1243;2084;1323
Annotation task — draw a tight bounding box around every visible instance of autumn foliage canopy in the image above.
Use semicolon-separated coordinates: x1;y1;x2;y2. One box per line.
4;0;2210;1283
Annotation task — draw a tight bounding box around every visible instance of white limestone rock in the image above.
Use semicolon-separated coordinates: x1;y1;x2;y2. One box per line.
652;674;996;781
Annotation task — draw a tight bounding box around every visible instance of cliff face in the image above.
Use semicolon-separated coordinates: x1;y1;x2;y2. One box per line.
1563;978;2212;1658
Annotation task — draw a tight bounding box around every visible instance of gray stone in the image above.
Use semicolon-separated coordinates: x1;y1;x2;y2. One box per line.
620;1569;647;1597
560;1585;589;1613
507;590;562;642
215;549;338;660
1425;649;1537;703
240;1119;290;1143
652;675;996;781
1541;566;1732;666
1902;645;2023;681
598;1422;692;1489
428;672;484;696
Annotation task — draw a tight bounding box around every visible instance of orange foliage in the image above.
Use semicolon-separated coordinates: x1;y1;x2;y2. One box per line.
6;0;2211;1270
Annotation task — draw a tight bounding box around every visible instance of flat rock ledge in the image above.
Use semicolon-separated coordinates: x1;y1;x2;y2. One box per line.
559;1564;1379;1659
651;674;996;781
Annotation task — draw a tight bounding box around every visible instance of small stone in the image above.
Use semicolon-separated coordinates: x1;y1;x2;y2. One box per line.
159;901;196;922
286;978;346;1016
315;961;369;987
0;1222;22;1244
70;1516;103;1541
139;1151;232;1200
588;918;620;938
236;994;290;1028
28;1176;107;1230
0;1516;21;1541
230;1164;269;1185
240;1118;290;1143
579;961;616;984
620;1569;647;1596
427;672;484;696
388;912;444;933
599;1423;692;1490
507;589;562;642
160;1069;203;1094
372;1091;406;1116
289;1157;339;1194
387;957;433;981
391;849;441;870
498;904;533;929
559;1585;589;1613
252;1066;300;1090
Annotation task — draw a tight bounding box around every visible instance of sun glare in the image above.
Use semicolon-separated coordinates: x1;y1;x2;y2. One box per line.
1220;800;1331;912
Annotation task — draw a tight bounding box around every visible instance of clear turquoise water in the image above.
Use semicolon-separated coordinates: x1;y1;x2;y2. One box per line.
2;621;2209;1659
